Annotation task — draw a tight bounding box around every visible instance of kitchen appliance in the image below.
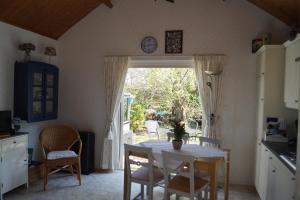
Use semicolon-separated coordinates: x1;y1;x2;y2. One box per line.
265;117;288;142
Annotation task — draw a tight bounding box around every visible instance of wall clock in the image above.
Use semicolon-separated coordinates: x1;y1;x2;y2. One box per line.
141;36;158;54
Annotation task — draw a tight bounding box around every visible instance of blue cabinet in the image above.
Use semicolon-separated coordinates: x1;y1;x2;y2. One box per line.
14;61;59;122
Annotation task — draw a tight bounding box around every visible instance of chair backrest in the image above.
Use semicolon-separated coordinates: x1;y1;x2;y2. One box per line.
144;120;159;134
40;124;80;152
124;144;154;182
199;136;221;148
162;151;196;194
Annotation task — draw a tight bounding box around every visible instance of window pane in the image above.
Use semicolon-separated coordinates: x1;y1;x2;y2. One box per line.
33;87;42;100
46;74;54;86
46;88;53;99
33;73;43;85
46;101;54;113
33;101;42;114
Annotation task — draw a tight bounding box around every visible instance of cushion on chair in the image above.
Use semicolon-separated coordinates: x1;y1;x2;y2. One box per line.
168;175;208;193
47;150;78;160
131;166;164;183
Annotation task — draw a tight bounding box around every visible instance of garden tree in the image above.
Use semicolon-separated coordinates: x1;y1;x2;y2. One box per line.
125;68;202;130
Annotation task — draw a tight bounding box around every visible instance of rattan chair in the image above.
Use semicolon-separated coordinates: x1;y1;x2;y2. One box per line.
40;124;82;190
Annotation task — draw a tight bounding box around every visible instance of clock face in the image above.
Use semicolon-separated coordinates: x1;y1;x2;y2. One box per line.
141;36;158;54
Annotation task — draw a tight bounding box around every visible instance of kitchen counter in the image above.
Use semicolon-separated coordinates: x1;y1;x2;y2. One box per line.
262;140;296;174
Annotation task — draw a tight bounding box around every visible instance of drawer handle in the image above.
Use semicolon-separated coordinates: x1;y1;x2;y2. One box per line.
295;57;300;62
13;141;16;144
295;100;299;103
269;157;272;159
291;177;296;181
272;170;276;173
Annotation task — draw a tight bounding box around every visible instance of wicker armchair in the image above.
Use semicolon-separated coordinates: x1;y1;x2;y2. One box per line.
40;125;82;190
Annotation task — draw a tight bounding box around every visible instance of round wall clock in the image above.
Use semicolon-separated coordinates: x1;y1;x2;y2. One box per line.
141;36;158;54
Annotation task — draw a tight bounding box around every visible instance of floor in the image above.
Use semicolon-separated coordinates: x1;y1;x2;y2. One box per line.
4;171;259;200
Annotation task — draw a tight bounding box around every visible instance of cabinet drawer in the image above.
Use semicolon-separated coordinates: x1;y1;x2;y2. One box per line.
2;136;27;153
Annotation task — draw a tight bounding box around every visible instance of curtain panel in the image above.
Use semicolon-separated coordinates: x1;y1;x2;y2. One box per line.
101;56;129;170
194;55;226;139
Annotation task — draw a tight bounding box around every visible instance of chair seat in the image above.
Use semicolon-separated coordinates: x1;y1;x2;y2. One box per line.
168;175;208;194
47;150;78;160
131;166;164;183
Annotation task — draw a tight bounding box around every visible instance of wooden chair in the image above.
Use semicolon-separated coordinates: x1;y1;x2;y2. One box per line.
199;136;221;148
162;151;209;200
39;124;82;190
124;144;164;200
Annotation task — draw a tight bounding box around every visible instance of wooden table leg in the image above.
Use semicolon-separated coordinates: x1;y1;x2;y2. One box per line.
224;151;230;200
210;163;217;200
123;157;128;200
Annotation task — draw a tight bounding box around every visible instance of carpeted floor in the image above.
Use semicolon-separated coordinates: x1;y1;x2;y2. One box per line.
4;171;259;200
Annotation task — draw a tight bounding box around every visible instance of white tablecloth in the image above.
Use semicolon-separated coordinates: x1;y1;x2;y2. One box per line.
138;141;227;166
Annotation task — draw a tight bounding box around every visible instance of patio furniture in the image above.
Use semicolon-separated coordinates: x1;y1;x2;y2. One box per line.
123;141;230;200
124;144;164;200
40;124;82;190
162;151;209;200
144;120;160;140
199;136;222;148
186;119;200;141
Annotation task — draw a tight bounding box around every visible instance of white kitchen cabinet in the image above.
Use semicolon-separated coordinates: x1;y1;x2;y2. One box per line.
257;143;296;200
284;37;300;109
267;151;296;200
0;135;28;200
257;145;270;200
254;46;298;195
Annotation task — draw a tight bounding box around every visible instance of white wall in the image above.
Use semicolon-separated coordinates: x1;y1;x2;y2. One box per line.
0;21;58;160
58;0;290;185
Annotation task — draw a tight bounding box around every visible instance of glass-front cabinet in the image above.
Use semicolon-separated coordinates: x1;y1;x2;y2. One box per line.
14;61;59;122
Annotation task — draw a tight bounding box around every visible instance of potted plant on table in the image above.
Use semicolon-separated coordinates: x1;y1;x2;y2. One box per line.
170;119;186;150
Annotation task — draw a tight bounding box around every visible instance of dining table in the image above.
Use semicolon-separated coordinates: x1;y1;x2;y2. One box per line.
123;141;230;200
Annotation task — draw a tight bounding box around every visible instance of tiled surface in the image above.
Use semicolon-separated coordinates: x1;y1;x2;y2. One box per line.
4;171;259;200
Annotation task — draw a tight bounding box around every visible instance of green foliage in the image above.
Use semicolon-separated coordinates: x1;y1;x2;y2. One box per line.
125;68;202;130
130;104;145;132
170;119;186;141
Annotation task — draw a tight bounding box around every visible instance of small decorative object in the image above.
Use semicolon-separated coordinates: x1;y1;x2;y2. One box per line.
13;117;22;132
165;30;183;54
19;43;36;61
289;26;300;41
44;46;57;56
262;33;272;45
45;46;57;64
170;119;186;150
252;38;263;53
141;36;158;54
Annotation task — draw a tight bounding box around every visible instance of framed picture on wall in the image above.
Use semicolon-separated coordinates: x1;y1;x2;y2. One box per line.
165;30;183;54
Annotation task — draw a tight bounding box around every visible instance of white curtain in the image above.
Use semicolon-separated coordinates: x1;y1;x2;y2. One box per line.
101;56;129;170
194;55;226;139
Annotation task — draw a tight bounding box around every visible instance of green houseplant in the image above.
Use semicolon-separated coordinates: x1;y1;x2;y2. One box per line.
170;119;186;150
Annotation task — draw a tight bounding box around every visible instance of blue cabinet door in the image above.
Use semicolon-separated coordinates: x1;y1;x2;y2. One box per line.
43;66;59;120
14;61;59;122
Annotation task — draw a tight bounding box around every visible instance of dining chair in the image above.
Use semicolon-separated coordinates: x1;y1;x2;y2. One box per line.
199;136;222;148
124;144;164;200
162;151;209;200
39;124;82;190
